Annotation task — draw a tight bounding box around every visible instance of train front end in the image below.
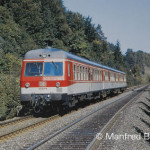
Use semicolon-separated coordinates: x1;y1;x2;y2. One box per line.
20;48;68;113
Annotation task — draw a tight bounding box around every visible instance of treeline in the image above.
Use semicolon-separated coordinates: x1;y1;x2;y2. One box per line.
0;0;150;120
125;49;150;84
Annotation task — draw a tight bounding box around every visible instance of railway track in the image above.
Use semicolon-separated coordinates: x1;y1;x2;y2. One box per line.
0;115;59;142
26;85;148;150
0;115;33;129
86;86;149;150
0;85;146;148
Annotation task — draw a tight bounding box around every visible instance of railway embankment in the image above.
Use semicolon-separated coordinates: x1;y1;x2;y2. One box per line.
95;87;150;150
0;89;135;149
0;86;148;150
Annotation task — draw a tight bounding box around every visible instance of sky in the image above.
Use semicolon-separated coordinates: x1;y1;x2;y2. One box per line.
64;0;150;54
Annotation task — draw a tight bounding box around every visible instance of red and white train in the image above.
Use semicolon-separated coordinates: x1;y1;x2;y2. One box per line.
20;47;127;112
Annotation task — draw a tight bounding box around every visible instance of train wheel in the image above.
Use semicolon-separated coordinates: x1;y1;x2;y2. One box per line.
59;105;70;116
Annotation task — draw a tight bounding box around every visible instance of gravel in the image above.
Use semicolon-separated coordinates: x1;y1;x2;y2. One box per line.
0;90;134;150
0;117;50;137
35;91;135;150
96;86;150;150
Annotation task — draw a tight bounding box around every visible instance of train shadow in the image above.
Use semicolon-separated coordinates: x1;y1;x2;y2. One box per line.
33;110;58;118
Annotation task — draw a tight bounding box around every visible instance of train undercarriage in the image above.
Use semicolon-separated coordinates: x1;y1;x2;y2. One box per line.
20;87;126;115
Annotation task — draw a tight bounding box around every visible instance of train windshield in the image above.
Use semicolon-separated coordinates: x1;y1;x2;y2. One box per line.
44;62;63;76
25;62;43;76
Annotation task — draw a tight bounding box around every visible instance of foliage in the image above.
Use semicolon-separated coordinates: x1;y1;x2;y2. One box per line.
0;54;21;120
124;49;150;86
0;0;150;120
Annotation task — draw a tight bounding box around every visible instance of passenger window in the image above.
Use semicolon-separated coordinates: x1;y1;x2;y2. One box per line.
114;73;116;81
116;74;118;81
83;67;85;80
80;66;83;80
96;70;98;80
105;71;109;81
85;68;87;80
99;70;102;81
88;68;90;80
68;62;70;77
77;65;80;80
73;64;76;80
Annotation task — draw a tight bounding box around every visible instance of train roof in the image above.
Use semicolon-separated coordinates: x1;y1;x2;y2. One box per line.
24;47;126;74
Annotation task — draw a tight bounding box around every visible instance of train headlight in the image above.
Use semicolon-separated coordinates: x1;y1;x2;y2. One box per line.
56;82;60;88
25;83;30;88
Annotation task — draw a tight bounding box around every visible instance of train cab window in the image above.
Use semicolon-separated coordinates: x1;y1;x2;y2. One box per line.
77;65;80;80
68;62;70;77
25;62;43;76
44;62;63;76
73;64;77;80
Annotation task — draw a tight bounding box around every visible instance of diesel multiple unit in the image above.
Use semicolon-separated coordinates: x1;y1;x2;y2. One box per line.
20;47;127;112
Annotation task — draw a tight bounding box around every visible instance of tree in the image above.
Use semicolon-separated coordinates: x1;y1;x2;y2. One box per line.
96;24;107;41
113;40;124;69
84;16;97;42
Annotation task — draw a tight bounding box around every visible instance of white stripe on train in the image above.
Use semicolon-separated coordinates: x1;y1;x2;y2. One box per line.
21;82;126;95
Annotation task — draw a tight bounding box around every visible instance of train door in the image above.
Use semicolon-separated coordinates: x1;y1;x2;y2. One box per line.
87;68;91;92
68;61;73;95
88;68;93;92
102;70;105;90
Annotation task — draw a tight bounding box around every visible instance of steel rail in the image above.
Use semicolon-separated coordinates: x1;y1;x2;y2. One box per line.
0;114;59;142
27;85;148;150
0;115;33;129
86;85;148;150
